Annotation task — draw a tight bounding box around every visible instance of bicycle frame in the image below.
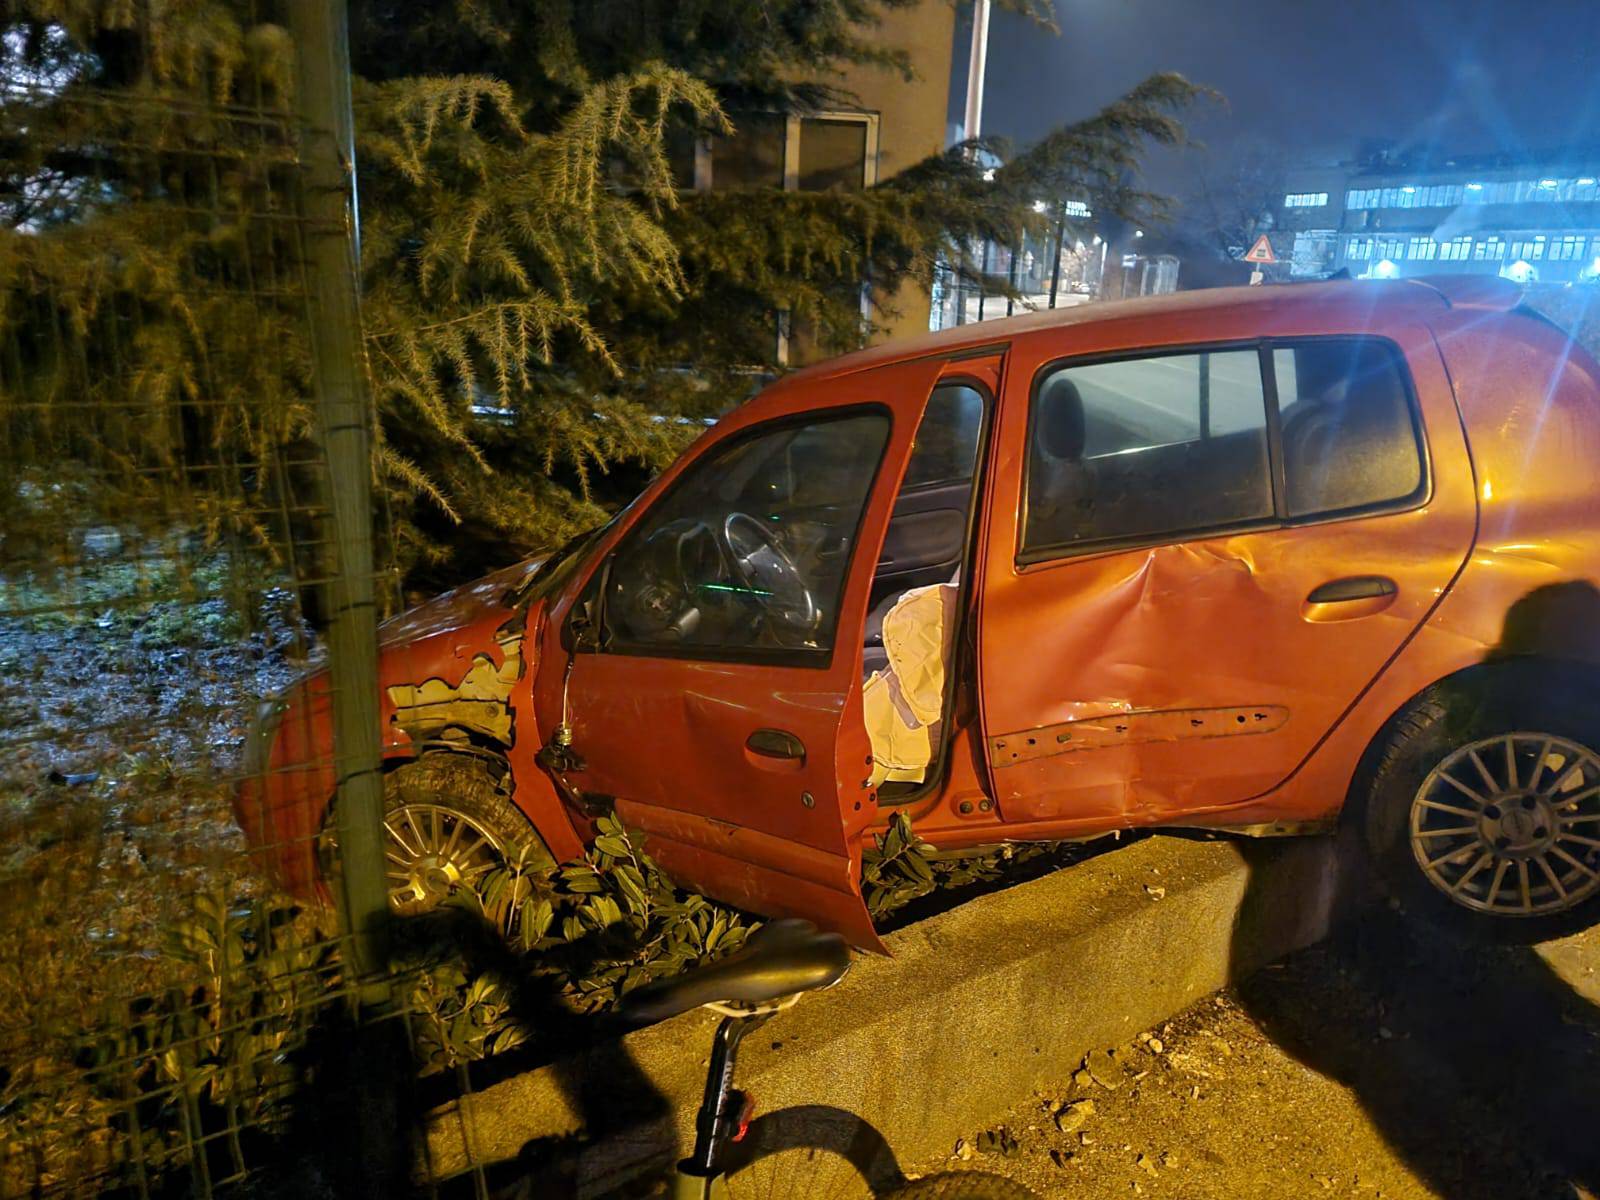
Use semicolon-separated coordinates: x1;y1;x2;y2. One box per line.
672;1011;774;1200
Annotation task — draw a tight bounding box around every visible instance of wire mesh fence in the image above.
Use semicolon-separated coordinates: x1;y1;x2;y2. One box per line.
0;6;465;1195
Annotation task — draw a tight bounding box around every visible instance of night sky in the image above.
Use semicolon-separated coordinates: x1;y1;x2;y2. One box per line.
957;0;1600;190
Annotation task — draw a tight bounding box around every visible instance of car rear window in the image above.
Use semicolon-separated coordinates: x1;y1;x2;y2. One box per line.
1273;339;1424;517
1023;349;1274;556
1021;337;1427;563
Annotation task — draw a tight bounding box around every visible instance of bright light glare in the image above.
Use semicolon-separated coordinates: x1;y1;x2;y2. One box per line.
1032;200;1048;213
1582;178;1597;187
1134;229;1144;238
1373;258;1400;279
1091;235;1102;245
1402;186;1415;194
1540;179;1559;188
1502;259;1535;282
1466;182;1484;191
982;168;995;182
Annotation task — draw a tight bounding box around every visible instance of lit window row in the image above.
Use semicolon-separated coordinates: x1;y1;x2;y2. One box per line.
1283;192;1329;208
1343;233;1590;263
1346;176;1600;211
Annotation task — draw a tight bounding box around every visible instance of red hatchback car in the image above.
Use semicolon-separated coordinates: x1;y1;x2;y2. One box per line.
240;276;1600;946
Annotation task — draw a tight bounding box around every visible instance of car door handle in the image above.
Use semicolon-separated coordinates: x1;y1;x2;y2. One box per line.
746;728;807;763
1302;575;1399;623
1306;576;1398;604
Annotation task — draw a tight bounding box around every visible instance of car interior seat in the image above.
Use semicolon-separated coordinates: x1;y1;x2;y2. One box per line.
1027;374;1092;546
1280;364;1417;514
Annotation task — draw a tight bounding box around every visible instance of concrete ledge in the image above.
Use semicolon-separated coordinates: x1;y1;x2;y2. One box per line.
423;833;1353;1193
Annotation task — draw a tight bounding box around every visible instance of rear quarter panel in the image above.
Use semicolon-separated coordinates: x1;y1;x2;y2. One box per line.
1265;307;1600;822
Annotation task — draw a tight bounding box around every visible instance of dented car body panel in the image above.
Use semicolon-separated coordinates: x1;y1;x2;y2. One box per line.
237;276;1600;946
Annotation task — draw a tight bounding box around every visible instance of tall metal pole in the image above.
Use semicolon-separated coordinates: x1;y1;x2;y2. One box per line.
953;2;992;332
977;240;990;322
1005;238;1018;317
291;0;390;984
963;0;992;143
1048;212;1065;308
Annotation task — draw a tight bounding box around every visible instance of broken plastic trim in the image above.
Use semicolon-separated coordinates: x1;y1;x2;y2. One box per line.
989;704;1290;768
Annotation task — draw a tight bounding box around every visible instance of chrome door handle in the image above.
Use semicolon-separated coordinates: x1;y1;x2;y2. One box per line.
1306;576;1398;604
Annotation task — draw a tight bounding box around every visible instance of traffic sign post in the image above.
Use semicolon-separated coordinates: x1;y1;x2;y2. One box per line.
1243;234;1276;286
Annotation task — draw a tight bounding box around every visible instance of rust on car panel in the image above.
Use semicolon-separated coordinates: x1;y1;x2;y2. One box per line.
989;704;1290;768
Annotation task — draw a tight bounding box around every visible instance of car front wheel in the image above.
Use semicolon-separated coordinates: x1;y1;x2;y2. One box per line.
322;753;555;916
1361;671;1600;941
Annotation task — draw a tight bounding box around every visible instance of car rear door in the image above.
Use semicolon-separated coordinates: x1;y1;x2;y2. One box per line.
976;324;1475;831
534;355;956;950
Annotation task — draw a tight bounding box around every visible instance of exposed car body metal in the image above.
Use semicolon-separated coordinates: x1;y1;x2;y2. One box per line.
235;276;1600;946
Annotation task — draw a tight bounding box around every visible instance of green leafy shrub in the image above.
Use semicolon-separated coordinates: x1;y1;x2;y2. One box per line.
861;811;1057;920
401;815;760;1071
0;891;343;1194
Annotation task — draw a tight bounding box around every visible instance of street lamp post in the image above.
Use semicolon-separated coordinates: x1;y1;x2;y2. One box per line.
1048;207;1066;308
963;0;992;143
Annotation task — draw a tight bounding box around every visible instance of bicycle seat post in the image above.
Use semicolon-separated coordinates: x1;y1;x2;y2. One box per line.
685;1010;773;1180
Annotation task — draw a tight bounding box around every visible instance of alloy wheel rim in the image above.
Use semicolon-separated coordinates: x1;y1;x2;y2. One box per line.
382;803;506;914
1410;731;1600;917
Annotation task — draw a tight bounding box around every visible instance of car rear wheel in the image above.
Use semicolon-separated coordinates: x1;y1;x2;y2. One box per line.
322;753;555;916
1361;670;1600;941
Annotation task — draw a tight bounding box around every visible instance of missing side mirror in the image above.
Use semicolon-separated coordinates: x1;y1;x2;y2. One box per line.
562;560;610;653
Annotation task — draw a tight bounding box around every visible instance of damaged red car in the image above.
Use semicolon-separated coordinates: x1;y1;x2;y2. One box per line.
239;275;1600;945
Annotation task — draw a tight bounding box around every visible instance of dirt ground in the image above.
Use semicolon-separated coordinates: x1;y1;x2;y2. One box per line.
936;913;1600;1200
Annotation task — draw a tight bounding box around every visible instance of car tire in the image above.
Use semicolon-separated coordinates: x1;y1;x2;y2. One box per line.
1359;663;1600;942
324;752;555;916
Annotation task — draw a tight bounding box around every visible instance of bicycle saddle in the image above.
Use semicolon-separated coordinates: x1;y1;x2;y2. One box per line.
618;918;851;1023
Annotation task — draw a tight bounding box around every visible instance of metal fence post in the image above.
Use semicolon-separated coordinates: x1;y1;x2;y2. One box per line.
290;0;390;985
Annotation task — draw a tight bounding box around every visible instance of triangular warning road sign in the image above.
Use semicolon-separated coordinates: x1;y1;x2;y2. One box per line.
1243;234;1277;265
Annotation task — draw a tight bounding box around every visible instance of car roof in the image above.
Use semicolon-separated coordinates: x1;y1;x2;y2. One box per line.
780;275;1525;387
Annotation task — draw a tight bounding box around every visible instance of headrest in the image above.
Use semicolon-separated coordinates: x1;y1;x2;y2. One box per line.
1036;375;1086;461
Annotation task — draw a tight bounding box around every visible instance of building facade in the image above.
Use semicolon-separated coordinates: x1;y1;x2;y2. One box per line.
685;0;956;358
1277;150;1600;285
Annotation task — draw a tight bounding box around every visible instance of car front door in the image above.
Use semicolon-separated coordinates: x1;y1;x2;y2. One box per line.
534;356;955;949
977;327;1476;832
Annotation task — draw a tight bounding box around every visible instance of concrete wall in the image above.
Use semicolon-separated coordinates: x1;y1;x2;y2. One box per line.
422;833;1356;1195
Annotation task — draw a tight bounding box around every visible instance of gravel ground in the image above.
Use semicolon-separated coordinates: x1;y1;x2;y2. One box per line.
936;913;1600;1200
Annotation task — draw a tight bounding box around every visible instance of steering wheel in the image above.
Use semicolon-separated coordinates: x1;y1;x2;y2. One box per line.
611;513;819;644
722;512;820;635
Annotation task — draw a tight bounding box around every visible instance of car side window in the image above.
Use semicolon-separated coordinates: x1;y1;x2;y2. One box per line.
903;383;984;488
603;411;890;660
1023;349;1273;556
1274;340;1424;517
